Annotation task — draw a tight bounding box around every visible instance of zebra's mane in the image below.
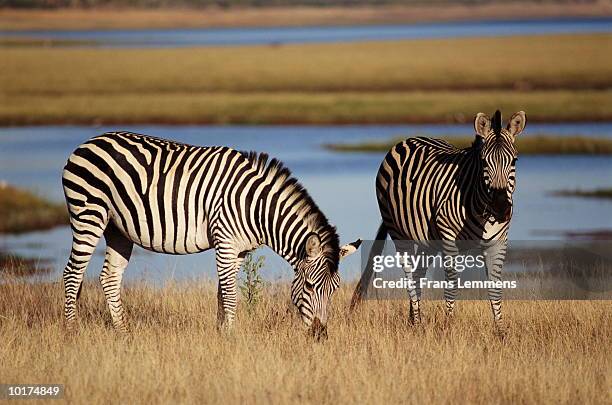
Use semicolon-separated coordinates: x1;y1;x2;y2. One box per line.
412;136;489;156
240;151;341;267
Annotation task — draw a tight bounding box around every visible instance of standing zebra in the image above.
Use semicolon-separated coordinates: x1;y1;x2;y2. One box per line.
350;111;526;334
62;131;360;335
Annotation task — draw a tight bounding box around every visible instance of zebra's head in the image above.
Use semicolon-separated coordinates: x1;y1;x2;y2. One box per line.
474;110;527;222
292;228;361;338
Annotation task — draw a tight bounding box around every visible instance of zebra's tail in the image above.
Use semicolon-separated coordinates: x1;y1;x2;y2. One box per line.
349;221;388;312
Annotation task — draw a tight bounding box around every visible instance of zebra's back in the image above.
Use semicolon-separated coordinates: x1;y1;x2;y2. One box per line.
62;131;253;255
376;137;473;242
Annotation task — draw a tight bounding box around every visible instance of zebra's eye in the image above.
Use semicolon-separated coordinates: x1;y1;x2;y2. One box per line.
304;280;315;290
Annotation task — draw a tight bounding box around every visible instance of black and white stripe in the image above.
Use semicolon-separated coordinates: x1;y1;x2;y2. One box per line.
351;111;526;333
62;131;359;333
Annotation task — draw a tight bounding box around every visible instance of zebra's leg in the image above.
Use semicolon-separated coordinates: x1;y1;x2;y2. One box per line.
484;242;508;337
402;258;426;325
443;266;459;317
411;265;427;324
63;213;108;331
215;245;244;330
100;224;133;334
442;243;460;318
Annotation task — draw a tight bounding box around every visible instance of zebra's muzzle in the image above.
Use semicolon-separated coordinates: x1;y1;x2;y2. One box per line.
491;189;512;222
309;317;328;341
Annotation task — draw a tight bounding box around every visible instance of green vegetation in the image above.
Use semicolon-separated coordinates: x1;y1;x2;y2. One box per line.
1;33;610;125
553;188;612;199
0;184;68;234
240;252;266;313
326;135;612;155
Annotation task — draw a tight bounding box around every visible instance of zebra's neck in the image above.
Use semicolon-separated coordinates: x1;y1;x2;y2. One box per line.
462;147;491;218
260;194;334;269
242;152;337;268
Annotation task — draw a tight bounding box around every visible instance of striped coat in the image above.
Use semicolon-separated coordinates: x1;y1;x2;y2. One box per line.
62;131;359;335
351;111;526;335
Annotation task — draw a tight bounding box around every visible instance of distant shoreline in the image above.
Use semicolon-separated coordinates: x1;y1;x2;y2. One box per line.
2;113;612;128
325;135;612;155
1;3;611;31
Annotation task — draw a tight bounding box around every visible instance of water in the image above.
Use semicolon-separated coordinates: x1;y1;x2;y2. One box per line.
0;124;611;282
1;18;610;47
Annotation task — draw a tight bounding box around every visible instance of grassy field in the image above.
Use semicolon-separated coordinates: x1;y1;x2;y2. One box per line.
1;3;610;31
0;254;52;277
0;279;609;403
0;184;67;234
326;135;612;155
4;90;611;126
1;33;611;125
0;37;96;48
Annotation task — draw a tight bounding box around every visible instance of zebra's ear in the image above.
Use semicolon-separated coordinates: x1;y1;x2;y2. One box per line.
340;239;362;261
474;113;492;140
305;233;322;258
507;111;526;139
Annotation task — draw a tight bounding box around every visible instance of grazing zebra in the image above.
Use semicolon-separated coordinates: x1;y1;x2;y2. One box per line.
350;111;526;334
62;131;360;335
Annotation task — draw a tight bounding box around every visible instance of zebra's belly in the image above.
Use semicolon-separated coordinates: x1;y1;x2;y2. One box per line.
480;218;509;242
109;211;212;255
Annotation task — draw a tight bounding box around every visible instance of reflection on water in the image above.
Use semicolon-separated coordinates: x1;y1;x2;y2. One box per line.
1;18;611;47
0;124;610;282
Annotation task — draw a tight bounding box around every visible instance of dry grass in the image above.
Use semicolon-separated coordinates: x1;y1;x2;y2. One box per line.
3;34;610;93
1;33;611;125
0;184;68;234
1;3;610;31
3;90;611;126
0;37;96;48
326;135;612;155
0;254;52;277
0;278;610;404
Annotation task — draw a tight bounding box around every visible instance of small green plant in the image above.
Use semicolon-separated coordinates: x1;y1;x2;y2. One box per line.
239;252;266;313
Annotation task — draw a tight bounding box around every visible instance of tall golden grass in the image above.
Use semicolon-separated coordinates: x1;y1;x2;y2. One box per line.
3;34;610;94
1;278;609;403
1;34;611;125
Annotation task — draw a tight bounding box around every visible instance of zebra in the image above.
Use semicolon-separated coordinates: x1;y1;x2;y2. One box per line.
61;131;361;336
350;110;526;334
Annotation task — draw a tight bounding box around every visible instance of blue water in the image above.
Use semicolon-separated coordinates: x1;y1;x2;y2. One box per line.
0;124;611;282
1;17;610;47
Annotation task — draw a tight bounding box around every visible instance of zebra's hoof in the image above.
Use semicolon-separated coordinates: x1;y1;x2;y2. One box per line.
114;326;131;336
64;321;79;335
309;318;328;342
216;321;236;335
494;324;508;341
409;315;422;327
439;312;455;330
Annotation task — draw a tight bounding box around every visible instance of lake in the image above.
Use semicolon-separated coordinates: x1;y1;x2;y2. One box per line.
1;17;611;47
1;124;611;282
